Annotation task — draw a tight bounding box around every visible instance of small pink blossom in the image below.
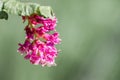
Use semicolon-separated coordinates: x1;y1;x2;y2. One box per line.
18;14;61;67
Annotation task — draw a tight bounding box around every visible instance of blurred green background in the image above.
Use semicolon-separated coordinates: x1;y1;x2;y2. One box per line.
0;0;120;80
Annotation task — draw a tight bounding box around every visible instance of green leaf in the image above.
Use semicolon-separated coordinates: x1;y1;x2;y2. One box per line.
0;11;8;20
1;0;55;19
39;6;54;18
0;0;3;11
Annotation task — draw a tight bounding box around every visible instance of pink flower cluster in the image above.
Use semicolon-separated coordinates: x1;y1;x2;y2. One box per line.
18;14;61;67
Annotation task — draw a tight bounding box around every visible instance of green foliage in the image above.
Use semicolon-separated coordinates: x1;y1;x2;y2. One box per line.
0;0;3;11
0;11;8;20
0;0;54;20
39;6;54;18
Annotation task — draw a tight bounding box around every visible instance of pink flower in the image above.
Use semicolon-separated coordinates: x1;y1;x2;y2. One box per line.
18;14;61;67
43;18;57;31
44;32;61;45
25;26;35;39
18;39;31;54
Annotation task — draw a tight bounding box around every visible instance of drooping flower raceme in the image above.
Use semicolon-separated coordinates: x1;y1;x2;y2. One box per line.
18;14;61;67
